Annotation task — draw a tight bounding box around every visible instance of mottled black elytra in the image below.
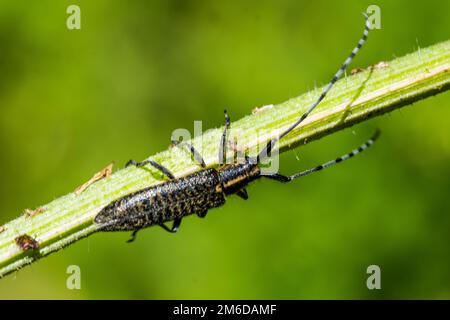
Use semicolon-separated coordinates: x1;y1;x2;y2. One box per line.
94;15;378;242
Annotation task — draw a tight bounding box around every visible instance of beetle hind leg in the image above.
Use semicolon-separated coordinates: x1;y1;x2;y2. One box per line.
126;159;175;180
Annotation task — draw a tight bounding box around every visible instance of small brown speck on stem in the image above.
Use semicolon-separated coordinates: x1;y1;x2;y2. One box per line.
15;234;39;251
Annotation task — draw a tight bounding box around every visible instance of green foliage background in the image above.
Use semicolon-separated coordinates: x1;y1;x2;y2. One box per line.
0;0;449;299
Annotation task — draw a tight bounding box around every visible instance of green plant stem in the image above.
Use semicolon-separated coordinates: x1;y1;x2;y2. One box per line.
1;40;449;278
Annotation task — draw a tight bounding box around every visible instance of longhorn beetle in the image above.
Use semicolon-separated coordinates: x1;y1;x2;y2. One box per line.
94;14;378;242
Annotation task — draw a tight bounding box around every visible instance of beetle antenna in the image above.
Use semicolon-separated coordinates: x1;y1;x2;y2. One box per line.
261;129;380;182
257;13;370;162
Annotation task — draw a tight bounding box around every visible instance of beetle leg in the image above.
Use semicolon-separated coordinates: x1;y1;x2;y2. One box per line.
236;189;248;200
126;159;175;180
172;140;206;168
219;110;231;165
159;218;182;233
197;210;208;218
126;229;140;243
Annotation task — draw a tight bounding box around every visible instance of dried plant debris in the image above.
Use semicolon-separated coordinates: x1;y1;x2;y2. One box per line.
15;234;39;251
75;162;114;195
373;61;389;69
350;67;365;75
23;207;45;218
252;104;274;114
351;61;389;75
0;226;6;233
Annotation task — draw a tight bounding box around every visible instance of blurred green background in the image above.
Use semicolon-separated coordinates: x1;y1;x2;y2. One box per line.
0;0;449;299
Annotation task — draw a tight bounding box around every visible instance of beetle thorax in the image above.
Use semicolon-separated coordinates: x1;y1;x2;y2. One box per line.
218;162;260;195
